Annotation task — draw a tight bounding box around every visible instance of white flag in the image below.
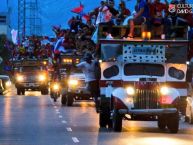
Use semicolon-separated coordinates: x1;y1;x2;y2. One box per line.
11;29;18;44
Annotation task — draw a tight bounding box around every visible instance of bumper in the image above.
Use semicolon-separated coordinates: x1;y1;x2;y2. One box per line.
15;82;48;89
119;108;178;115
68;87;90;95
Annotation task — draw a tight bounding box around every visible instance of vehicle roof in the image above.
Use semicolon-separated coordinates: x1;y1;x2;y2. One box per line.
0;75;10;78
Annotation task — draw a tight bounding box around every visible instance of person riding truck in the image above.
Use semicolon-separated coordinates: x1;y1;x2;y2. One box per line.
76;53;101;112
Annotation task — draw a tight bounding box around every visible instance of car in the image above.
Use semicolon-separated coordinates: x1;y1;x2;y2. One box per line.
185;96;193;124
61;68;91;106
0;79;4;95
0;75;12;91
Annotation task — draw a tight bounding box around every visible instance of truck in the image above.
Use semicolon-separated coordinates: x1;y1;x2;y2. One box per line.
57;54;91;106
98;26;190;133
12;59;49;95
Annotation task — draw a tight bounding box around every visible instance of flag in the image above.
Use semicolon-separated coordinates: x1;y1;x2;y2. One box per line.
82;14;90;21
71;3;84;14
11;29;18;44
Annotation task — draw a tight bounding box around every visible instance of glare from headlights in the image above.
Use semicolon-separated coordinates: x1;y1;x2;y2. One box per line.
16;75;24;82
68;79;78;86
126;87;135;95
160;86;169;95
53;84;60;90
5;81;11;86
39;74;46;81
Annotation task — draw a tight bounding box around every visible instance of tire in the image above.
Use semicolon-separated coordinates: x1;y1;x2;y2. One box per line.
17;89;21;95
67;94;74;106
54;98;57;102
99;111;108;127
167;112;179;133
61;94;67;105
41;88;49;95
22;89;25;95
99;97;111;128
112;109;122;132
158;115;167;130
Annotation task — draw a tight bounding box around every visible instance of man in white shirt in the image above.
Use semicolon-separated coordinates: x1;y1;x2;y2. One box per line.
76;53;100;112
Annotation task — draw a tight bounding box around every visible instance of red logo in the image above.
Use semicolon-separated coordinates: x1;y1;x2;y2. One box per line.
169;4;176;13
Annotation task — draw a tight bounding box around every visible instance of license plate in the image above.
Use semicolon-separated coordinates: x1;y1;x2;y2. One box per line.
139;78;157;82
132;46;157;55
28;83;35;87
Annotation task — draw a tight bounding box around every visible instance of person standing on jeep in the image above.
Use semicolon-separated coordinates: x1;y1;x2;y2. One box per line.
76;53;100;112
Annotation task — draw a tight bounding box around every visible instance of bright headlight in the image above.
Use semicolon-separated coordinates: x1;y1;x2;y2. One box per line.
126;87;135;95
5;81;11;87
68;79;78;86
53;83;60;90
16;75;24;82
39;74;46;81
160;86;169;95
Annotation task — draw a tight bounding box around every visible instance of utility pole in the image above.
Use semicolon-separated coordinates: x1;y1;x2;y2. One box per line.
18;0;26;42
18;0;41;41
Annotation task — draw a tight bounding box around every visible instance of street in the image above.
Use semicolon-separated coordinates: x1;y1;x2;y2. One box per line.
0;89;193;145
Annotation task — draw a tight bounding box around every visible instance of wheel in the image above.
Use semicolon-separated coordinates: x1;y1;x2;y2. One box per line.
158;115;167;130
61;94;67;105
54;98;57;102
41;88;48;95
99;108;111;128
17;89;21;95
67;94;74;106
99;97;112;128
112;109;122;132
167;112;179;133
22;89;25;95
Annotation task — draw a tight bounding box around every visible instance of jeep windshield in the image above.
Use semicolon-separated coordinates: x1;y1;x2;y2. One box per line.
124;63;164;76
20;66;42;72
101;44;122;61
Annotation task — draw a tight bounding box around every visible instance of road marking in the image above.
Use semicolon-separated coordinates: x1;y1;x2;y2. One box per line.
66;127;72;132
56;111;60;114
59;115;63;118
72;137;79;143
54;106;57;109
62;120;67;124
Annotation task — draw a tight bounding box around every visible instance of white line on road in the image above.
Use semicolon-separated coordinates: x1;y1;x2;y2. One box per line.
72;137;79;143
62;120;67;124
66;127;72;132
56;111;60;114
59;115;63;118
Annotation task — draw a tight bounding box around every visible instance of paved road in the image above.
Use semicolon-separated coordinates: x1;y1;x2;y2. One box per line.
0;90;193;145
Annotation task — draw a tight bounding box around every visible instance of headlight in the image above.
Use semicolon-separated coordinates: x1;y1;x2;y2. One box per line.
5;81;11;87
53;83;60;90
126;87;135;95
16;75;24;82
39;74;46;81
68;79;78;86
160;86;169;95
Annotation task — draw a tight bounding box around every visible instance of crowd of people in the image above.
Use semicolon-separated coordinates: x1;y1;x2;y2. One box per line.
9;0;193;61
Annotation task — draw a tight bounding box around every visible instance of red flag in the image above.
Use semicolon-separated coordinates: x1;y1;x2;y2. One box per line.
71;4;84;14
82;14;90;21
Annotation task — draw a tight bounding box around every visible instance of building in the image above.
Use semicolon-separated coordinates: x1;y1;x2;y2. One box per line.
0;12;9;36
